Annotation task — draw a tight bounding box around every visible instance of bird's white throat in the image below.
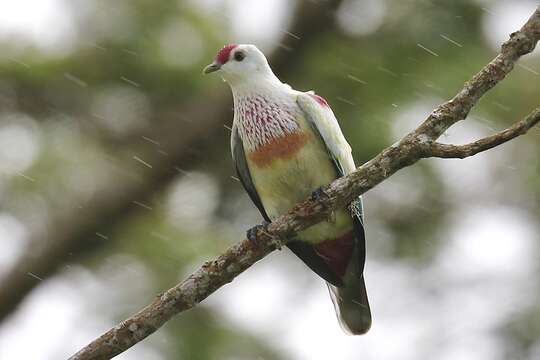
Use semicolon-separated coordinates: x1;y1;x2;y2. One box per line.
232;82;302;152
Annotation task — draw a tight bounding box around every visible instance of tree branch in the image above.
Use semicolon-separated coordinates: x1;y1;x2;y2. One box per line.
69;6;540;360
428;107;540;159
415;7;540;141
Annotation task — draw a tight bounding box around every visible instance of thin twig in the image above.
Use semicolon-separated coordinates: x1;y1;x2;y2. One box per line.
428;108;540;158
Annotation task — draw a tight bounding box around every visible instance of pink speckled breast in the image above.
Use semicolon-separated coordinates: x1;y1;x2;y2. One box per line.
235;94;302;153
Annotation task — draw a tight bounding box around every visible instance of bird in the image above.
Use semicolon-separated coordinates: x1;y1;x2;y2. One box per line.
204;44;371;335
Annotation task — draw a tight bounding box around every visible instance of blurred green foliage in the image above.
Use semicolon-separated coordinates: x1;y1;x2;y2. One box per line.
0;0;539;359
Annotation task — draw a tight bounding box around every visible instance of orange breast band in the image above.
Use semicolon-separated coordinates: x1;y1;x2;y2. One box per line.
247;131;310;168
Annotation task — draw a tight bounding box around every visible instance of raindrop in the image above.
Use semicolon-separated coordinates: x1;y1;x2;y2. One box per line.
336;97;355;106
7;57;30;68
492;101;511;112
346;74;367;84
95;232;109;240
281;30;300;40
377;66;398;77
517;63;539;76
439;34;463;48
63;72;88;87
16;172;36;182
142;136;160;145
120;76;140;87
122;48;138;56
133;155;152;168
27;272;43;281
416;43;439;57
132;201;153;211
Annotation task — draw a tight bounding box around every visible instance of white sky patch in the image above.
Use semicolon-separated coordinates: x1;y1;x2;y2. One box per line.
0;0;76;56
207;253;384;360
390;98;442;140
75;1;138;45
227;0;292;49
436;336;502;360
429;114;504;201
0;268;107;360
426;207;538;360
369;168;428;211
158;20;204;68
91;86;150;136
0;114;40;175
439;113;492;144
207;253;302;336
0;214;28;273
0;264;165;360
280;261;435;360
166;172;220;232
439;206;536;278
337;0;386;37
190;0;289;49
209;248;534;360
482;0;539;57
530;341;540;360
209;197;539;360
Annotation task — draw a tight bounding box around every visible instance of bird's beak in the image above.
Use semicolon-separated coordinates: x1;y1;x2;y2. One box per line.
203;62;221;74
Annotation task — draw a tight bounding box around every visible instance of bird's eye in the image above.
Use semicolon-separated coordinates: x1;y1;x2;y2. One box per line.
234;51;245;62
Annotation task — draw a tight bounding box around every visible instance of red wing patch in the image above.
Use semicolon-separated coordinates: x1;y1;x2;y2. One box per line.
308;93;329;108
215;44;238;64
314;231;354;278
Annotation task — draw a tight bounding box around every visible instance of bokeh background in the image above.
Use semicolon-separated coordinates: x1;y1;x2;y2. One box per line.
0;0;539;359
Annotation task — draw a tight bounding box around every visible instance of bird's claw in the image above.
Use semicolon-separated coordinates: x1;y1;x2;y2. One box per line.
310;185;329;202
246;220;271;248
311;186;335;223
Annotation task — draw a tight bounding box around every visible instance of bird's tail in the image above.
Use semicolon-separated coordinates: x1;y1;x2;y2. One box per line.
327;272;371;335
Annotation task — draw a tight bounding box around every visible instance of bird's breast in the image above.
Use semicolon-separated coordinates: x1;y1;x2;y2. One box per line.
247;130;310;168
244;125;352;244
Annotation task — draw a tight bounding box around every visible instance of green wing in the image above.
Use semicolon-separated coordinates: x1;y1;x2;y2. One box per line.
231;125;270;222
297;93;366;276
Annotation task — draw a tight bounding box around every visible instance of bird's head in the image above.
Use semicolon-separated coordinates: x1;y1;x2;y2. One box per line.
203;44;275;84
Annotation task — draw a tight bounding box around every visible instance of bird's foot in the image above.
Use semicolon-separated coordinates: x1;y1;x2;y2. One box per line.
311;186;335;223
246;220;274;249
310;185;329;202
